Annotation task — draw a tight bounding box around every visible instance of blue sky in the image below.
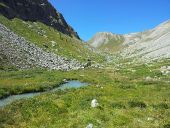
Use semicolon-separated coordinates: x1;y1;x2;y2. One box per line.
49;0;170;41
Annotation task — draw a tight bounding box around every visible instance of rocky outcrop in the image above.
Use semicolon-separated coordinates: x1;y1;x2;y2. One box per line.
0;23;84;70
0;0;80;39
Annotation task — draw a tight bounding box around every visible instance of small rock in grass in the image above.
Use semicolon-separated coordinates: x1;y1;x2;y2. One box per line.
63;79;67;82
86;123;93;128
50;41;57;47
43;35;48;38
160;66;170;76
131;69;136;73
91;99;99;108
96;85;100;88
147;117;154;121
145;76;152;81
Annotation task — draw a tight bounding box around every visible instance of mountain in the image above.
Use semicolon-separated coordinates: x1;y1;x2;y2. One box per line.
0;1;104;70
0;23;84;70
0;0;80;39
88;32;124;52
88;20;170;61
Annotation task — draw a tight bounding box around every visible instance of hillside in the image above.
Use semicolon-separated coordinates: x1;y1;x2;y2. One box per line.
0;2;104;70
0;0;80;39
88;32;124;52
88;20;170;61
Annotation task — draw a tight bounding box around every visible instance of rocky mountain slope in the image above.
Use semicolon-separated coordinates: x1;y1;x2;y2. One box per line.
0;23;84;70
0;0;104;70
0;0;80;39
88;20;170;61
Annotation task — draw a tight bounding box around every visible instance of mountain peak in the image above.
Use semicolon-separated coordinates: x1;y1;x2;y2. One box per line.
95;32;114;35
88;32;123;48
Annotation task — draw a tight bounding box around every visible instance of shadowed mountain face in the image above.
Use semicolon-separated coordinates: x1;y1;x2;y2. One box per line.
0;0;80;39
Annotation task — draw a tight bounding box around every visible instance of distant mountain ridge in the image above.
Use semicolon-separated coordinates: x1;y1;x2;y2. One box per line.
88;20;170;61
88;32;124;52
0;0;80;39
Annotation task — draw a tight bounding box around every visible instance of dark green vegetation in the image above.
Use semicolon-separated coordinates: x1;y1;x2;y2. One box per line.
0;60;170;128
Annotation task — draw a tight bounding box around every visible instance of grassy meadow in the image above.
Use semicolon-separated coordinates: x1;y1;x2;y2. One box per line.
0;12;170;128
0;59;170;128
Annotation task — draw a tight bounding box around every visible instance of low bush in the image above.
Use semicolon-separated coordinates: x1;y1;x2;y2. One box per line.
152;103;169;109
111;102;126;109
163;123;170;128
128;100;147;108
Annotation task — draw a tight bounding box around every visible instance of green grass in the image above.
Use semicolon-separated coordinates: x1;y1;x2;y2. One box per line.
0;78;170;127
0;59;170;127
0;68;115;99
99;36;124;52
0;14;170;128
0;15;104;63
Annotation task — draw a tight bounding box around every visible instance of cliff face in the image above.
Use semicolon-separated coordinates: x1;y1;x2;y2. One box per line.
0;0;80;39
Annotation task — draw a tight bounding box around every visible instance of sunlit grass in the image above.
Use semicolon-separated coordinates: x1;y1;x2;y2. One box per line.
0;60;170;127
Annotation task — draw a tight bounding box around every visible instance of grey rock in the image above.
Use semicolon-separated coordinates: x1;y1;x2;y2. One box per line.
0;23;84;70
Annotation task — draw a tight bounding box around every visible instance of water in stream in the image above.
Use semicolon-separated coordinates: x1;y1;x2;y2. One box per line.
0;80;88;107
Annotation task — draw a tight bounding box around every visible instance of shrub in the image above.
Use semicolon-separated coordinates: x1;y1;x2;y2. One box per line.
111;102;126;109
163;124;170;128
152;103;169;109
128;101;147;108
119;84;135;89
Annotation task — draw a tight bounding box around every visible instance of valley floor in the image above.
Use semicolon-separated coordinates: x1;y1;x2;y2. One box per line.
0;60;170;128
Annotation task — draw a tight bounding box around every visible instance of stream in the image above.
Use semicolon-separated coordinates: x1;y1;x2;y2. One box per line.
0;80;88;107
